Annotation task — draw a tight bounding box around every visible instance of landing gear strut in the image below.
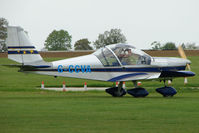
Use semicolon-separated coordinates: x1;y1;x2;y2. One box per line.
156;80;177;97
105;82;126;97
127;81;149;97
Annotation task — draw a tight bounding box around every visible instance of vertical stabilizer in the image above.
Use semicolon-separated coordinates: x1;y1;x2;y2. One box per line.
6;26;43;64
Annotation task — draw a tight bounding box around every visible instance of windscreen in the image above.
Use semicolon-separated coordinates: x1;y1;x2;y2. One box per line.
108;44;151;65
94;47;120;67
94;48;120;66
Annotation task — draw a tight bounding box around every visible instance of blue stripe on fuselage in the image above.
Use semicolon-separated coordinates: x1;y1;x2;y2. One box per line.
108;73;148;82
25;66;186;72
32;65;51;68
91;66;185;72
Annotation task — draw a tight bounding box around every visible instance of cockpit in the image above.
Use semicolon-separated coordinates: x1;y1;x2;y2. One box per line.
94;43;151;67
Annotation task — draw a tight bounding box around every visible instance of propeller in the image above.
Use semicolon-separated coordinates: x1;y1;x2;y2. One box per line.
178;45;190;84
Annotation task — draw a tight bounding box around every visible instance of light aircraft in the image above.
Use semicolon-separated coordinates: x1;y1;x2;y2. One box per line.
6;26;195;97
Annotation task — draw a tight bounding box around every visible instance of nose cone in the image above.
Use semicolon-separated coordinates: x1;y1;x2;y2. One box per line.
168;58;191;66
151;57;191;67
184;59;191;64
178;58;191;66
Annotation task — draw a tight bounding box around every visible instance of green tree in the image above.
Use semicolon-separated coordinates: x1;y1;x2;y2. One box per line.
94;28;126;49
44;30;72;51
162;42;176;50
74;38;93;50
186;43;197;50
151;41;161;50
0;18;8;52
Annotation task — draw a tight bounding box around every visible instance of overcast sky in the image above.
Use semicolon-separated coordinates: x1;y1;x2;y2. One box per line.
0;0;199;50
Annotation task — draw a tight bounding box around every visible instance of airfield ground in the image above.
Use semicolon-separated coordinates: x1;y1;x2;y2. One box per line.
0;52;199;133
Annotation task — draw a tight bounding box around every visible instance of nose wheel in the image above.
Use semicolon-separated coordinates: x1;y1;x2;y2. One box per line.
156;80;177;97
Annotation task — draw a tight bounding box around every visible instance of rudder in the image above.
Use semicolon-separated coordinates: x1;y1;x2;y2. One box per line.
6;26;43;65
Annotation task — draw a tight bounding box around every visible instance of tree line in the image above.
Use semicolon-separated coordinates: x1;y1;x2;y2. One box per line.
0;18;8;52
0;17;198;52
151;41;198;50
44;28;126;51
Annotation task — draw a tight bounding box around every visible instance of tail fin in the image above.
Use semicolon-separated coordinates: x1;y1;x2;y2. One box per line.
6;26;43;65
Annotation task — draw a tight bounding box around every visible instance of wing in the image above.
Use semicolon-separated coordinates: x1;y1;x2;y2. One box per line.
108;70;195;82
159;71;195;78
108;72;161;82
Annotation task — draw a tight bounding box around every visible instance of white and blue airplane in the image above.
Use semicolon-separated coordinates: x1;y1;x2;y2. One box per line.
6;26;195;97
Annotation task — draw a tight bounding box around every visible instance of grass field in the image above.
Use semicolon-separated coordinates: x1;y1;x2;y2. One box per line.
0;56;199;133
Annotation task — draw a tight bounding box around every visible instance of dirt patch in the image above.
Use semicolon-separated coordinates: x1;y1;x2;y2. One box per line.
143;50;199;57
1;50;199;58
0;51;93;58
39;51;93;58
0;53;7;58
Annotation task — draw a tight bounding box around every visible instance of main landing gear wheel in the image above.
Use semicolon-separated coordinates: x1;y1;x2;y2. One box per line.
127;81;149;97
105;87;126;97
127;88;149;97
105;82;126;97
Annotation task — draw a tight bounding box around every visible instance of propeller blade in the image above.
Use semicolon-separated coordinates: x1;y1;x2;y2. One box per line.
187;64;191;71
178;45;187;59
178;45;191;70
178;45;190;84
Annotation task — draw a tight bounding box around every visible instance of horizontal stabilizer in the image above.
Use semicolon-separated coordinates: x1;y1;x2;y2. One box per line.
1;64;22;68
1;63;52;72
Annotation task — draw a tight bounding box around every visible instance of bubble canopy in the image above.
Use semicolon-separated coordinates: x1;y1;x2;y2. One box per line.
94;43;151;67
